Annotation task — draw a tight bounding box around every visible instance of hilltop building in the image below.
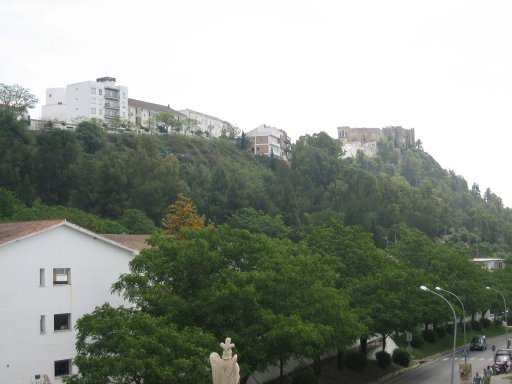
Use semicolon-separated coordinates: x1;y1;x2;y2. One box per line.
337;126;415;158
41;77;128;125
245;124;291;160
179;109;228;138
128;98;186;133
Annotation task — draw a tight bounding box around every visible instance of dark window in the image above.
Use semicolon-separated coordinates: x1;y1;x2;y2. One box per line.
54;359;71;376
53;268;70;285
54;313;71;331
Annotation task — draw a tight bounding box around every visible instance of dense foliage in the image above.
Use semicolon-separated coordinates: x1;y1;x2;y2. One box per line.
2;109;512;256
2;101;512;383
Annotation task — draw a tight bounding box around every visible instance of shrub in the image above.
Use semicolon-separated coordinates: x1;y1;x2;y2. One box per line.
375;350;392;369
411;332;424;348
463;321;472;332
446;323;454;335
392;348;411;367
435;326;447;339
422;329;437;343
494;317;504;327
471;320;482;332
291;367;318;384
345;350;368;372
481;318;492;328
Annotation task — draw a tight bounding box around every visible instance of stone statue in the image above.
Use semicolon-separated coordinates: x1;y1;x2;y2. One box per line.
210;337;240;384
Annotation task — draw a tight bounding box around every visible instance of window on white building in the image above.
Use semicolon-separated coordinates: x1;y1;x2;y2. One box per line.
91;108;96;115
54;313;71;331
98;89;103;95
54;359;72;377
40;268;45;286
53;268;70;285
99;109;102;115
40;315;46;334
91;87;96;94
91;97;96;104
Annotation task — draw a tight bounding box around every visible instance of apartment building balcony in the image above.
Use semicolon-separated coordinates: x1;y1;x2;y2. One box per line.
104;90;120;100
104;109;120;118
104;101;120;110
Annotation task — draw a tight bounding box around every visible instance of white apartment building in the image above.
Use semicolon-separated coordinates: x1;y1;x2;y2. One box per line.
128;98;186;133
0;220;147;384
179;109;227;138
41;77;128;125
245;124;291;160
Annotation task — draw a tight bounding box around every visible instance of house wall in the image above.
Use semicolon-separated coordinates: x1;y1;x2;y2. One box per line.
42;78;128;124
179;109;225;138
337;126;415;154
246;124;289;159
0;225;134;384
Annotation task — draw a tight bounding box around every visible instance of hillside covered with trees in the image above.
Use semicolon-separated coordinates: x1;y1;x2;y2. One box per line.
2;105;512;383
1;108;511;256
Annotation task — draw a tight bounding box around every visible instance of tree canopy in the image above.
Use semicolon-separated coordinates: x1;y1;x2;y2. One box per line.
0;83;38;117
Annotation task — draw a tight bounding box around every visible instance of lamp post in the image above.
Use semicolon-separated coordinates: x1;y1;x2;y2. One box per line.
436;286;467;358
421;285;457;384
487;286;509;348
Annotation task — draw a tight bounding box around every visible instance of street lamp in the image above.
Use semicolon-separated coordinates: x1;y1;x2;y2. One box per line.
421;285;457;384
436;287;467;355
486;286;509;348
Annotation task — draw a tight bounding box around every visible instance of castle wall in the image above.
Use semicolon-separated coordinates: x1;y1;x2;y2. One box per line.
337;126;415;150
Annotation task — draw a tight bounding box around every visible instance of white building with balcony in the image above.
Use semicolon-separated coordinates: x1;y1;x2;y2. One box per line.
41;77;128;125
0;220;147;384
245;124;291;160
179;109;227;138
128;99;186;133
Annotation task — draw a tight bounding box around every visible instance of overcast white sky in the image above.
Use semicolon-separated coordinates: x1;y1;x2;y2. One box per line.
1;0;511;206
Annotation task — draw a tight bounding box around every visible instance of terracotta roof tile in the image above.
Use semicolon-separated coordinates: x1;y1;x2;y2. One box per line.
100;234;151;252
0;219;65;245
128;98;186;117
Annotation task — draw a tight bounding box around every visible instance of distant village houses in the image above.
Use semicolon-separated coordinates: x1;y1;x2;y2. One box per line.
34;76;291;161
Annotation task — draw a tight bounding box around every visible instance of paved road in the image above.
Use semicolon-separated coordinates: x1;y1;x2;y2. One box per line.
386;336;509;384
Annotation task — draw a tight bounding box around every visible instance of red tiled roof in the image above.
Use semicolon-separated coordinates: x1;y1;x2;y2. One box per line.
0;220;65;245
100;234;151;252
0;220;151;253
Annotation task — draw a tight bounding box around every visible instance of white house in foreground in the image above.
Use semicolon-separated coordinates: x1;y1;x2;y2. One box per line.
0;220;148;384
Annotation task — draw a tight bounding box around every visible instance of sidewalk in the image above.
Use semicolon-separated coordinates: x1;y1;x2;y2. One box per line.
493;373;512;382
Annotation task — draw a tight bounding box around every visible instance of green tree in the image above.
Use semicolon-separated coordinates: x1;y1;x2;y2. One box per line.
155;112;183;134
0;187;24;219
227;208;291;238
0;83;38;118
118;209;157;234
112;226;360;383
32;130;81;205
75;120;107;154
182;117;199;135
65;304;216;384
221;121;240;140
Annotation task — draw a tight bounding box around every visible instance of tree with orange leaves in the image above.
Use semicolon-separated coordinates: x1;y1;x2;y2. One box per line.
163;193;207;236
